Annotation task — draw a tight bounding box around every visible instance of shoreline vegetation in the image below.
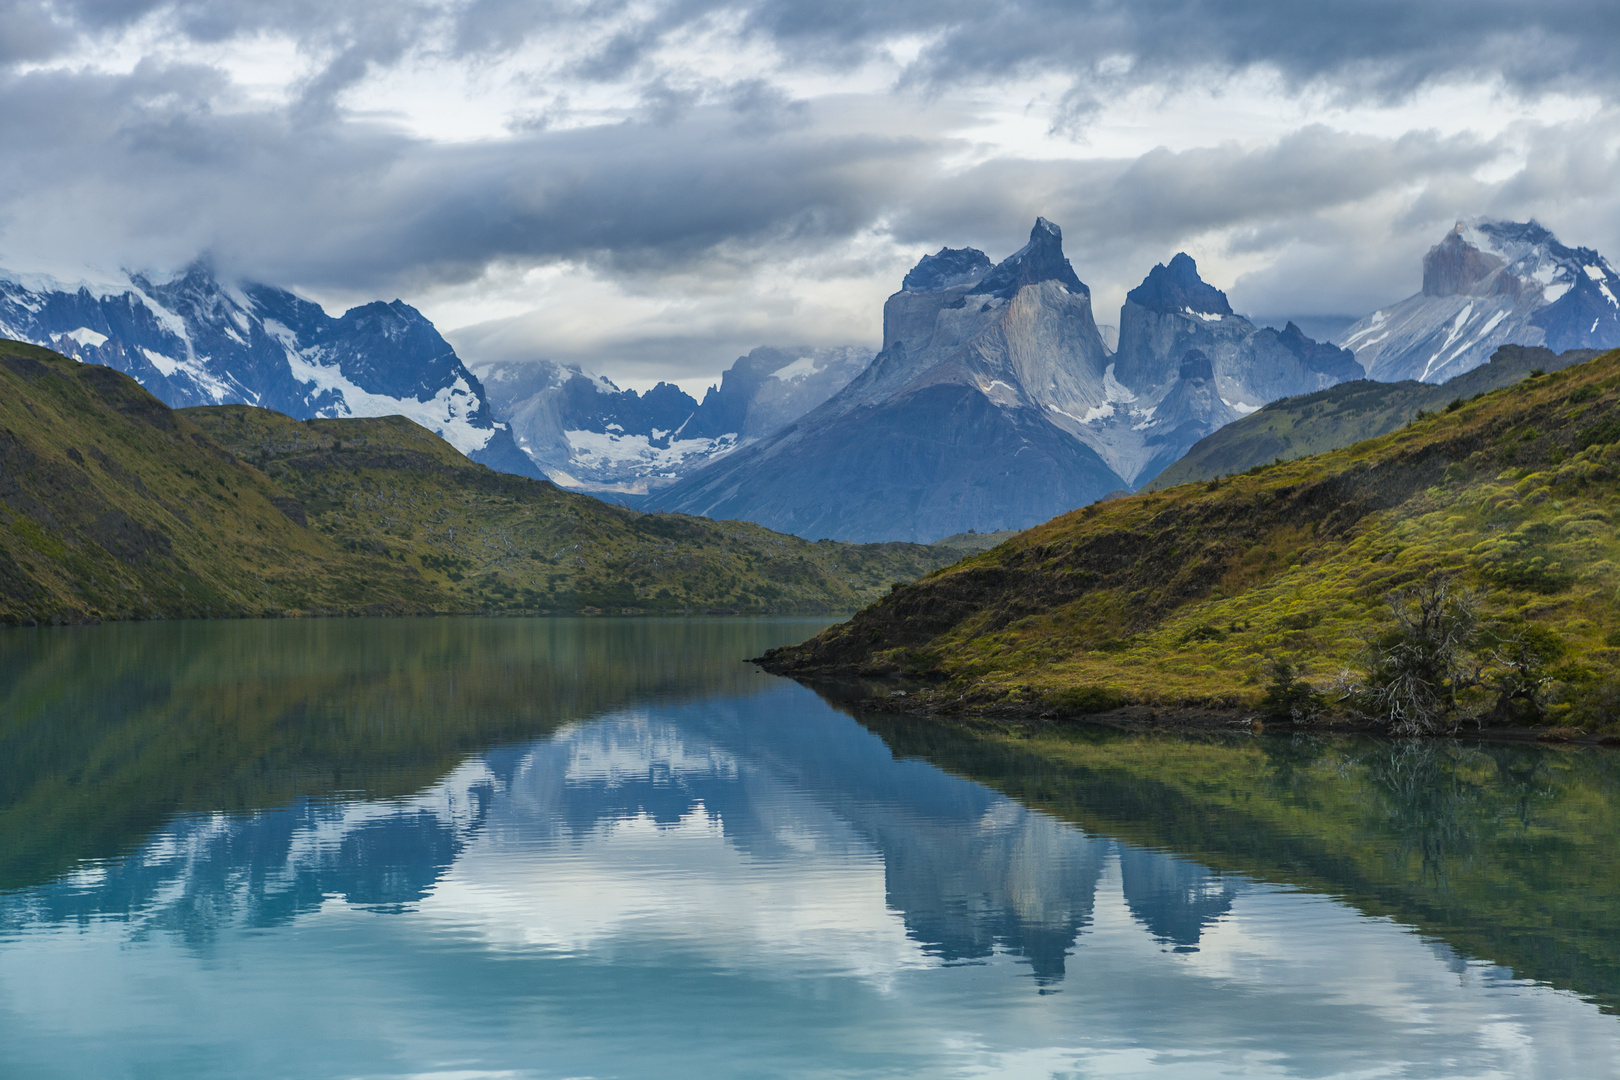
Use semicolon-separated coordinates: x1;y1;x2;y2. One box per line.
0;340;979;626
761;348;1620;741
830;684;1620;746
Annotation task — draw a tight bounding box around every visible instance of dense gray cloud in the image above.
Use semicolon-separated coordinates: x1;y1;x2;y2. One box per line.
0;63;935;287
886;127;1497;255
747;0;1620;99
31;0;1620;99
0;0;1617;385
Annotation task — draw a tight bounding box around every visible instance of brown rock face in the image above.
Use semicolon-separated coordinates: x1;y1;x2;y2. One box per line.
1422;230;1509;297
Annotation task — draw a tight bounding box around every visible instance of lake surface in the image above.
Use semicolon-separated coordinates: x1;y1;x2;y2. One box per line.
1;616;1618;1079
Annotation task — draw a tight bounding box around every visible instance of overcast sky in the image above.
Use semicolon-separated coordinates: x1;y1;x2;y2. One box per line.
3;1;1618;390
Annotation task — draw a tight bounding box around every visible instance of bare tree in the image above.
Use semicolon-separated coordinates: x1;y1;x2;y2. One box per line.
1354;572;1482;736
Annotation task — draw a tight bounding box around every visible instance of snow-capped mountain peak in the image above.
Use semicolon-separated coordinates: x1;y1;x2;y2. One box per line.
0;260;541;478
1342;218;1620;382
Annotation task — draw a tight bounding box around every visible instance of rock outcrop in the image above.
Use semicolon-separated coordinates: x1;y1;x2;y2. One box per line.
645;220;1128;541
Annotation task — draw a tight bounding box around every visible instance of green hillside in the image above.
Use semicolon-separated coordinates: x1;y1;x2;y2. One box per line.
0;340;957;624
183;404;952;615
1146;345;1599;491
926;529;1020;556
763;347;1620;733
0;341;441;623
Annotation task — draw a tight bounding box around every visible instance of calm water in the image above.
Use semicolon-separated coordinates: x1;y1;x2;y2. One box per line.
1;617;1618;1079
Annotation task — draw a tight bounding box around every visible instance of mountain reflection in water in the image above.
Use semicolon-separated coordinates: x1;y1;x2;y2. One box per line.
0;617;1616;1079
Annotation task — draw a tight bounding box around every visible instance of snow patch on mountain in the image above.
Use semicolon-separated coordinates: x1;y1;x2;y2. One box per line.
1102;363;1137;403
64;326;106;347
291;352;496;455
770;356;822;382
564;428;740;475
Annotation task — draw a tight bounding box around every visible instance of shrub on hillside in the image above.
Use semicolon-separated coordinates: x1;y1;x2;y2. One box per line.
1260;656;1324;721
1335;574;1591;735
1481;624;1565;724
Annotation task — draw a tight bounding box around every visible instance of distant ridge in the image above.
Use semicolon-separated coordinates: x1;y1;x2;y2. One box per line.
1145;343;1600;490
476;344;872;497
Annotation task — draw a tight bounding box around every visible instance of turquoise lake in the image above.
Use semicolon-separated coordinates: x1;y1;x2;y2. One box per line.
0;616;1617;1078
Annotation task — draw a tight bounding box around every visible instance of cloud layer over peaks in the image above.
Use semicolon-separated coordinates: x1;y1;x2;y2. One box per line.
1;0;1618;387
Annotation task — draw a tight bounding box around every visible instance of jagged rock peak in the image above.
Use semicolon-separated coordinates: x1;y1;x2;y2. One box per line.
1126;252;1234;316
903;247;992;292
1273;321;1364;381
974;217;1088;299
1277;321;1315;350
1178;348;1215;381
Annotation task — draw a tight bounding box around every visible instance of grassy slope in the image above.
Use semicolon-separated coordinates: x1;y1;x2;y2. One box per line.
1147;345;1599;492
0;340;958;623
862;713;1620;1012
765;348;1620;729
0;341;441;623
184;404;953;615
928;529;1021;556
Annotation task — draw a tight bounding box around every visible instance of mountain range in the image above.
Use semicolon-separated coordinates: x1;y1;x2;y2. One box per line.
1338;219;1620;383
0;263;542;480
644;219;1360;542
474;345;871;497
4;215;1618;546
